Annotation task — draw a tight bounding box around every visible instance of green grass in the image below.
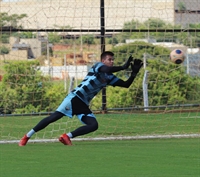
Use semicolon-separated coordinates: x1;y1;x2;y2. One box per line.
0;139;200;177
0;112;200;140
0;112;200;176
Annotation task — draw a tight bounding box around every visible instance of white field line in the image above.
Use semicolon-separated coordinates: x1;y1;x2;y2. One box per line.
0;134;200;144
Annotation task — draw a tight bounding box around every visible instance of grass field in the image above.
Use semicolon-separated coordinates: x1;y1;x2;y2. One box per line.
0;112;200;176
0;139;199;177
0;112;200;141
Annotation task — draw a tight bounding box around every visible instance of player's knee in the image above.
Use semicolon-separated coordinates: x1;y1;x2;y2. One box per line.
90;121;98;132
82;116;98;132
94;121;99;131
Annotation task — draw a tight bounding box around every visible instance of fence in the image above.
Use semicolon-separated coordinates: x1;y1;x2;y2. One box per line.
1;0;200;112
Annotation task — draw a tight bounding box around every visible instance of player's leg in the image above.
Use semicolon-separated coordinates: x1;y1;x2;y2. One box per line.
59;96;98;145
59;115;98;145
71;115;98;137
33;111;64;132
18;111;64;146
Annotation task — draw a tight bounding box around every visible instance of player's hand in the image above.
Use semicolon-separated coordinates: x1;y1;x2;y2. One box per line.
122;55;133;69
131;59;143;75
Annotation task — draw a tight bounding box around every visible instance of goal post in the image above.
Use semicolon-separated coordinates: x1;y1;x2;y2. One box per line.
142;53;149;111
143;70;149;112
0;0;200;144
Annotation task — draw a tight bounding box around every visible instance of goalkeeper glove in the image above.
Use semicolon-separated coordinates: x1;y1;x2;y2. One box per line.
131;59;143;76
122;55;133;69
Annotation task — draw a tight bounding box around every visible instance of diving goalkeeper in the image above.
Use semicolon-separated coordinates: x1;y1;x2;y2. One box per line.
19;51;143;146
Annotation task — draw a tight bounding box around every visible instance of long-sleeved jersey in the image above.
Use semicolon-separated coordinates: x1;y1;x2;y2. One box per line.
71;62;119;105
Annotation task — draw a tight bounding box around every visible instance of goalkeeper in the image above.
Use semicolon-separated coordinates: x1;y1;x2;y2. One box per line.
19;51;143;146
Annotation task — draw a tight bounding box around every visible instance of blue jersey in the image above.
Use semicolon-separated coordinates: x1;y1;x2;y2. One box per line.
71;62;119;105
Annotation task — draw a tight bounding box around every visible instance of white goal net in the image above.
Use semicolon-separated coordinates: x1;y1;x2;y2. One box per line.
0;0;199;144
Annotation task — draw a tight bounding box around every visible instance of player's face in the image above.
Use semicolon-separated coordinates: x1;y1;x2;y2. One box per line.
102;55;114;67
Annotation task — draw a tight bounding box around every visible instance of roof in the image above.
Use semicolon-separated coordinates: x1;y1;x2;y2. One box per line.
12;43;30;48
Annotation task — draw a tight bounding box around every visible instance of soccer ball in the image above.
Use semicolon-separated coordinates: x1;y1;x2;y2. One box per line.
170;49;185;64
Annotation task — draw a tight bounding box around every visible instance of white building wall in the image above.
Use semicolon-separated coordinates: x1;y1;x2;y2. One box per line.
40;65;89;79
0;0;174;30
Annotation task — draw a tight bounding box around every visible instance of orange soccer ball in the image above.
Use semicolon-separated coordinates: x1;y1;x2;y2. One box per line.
170;49;185;64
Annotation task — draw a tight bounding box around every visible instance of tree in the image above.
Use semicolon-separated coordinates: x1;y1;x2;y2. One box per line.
48;32;61;44
81;35;95;45
0;12;27;28
0;12;28;43
111;41;170;66
0;61;51;113
143;18;166;29
114;17;200;47
0;45;10;55
12;32;36;39
113;18;180;44
177;2;186;12
0;45;10;63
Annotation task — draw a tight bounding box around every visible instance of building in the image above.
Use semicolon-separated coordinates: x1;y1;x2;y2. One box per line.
0;0;199;32
0;36;47;61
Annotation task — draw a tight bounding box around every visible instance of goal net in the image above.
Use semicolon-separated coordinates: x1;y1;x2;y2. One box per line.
0;0;200;144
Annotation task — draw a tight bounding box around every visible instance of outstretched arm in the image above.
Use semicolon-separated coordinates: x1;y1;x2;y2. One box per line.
99;55;133;73
113;59;143;88
99;65;123;73
113;74;136;88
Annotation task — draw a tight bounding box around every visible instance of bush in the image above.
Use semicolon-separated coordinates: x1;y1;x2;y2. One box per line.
0;45;10;55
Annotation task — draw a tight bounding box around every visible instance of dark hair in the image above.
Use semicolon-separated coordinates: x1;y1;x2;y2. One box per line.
101;51;114;61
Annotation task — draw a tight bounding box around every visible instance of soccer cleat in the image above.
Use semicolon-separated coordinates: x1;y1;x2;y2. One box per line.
59;134;72;146
18;135;30;146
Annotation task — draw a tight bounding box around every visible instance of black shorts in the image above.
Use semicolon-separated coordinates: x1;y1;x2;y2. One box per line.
71;96;92;116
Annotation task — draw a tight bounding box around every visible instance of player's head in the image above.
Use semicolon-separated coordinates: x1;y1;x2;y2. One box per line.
101;51;114;67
